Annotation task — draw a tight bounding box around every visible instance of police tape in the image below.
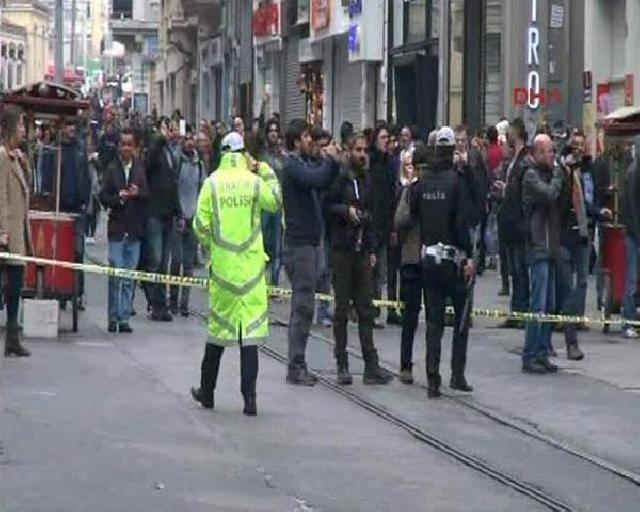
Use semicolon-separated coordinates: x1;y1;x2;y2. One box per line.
1;251;636;328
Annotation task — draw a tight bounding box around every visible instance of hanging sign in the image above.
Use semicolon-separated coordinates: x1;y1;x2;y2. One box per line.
526;0;541;110
311;0;331;30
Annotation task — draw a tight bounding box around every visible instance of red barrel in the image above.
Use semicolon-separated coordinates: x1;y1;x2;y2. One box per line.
602;225;627;306
24;211;78;297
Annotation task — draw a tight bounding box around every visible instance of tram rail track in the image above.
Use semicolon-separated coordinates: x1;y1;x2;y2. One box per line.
188;307;578;512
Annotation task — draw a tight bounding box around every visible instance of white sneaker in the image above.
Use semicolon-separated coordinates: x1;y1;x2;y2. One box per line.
85;237;95;245
624;327;638;339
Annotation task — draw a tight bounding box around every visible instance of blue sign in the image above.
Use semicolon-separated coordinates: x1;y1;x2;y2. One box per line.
348;24;359;53
348;0;362;18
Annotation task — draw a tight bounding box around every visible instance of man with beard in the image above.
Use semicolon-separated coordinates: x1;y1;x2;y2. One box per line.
144;117;182;321
324;133;394;385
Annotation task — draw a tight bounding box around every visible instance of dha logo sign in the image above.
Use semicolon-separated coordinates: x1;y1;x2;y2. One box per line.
526;0;541;109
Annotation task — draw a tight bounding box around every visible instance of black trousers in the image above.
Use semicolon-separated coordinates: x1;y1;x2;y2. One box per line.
331;249;377;364
400;264;424;370
3;265;23;326
423;260;470;377
200;343;259;399
387;245;401;306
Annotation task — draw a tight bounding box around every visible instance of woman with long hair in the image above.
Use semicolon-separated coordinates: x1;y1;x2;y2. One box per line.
0;104;31;357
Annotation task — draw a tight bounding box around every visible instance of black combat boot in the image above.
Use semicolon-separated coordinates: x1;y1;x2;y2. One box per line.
450;374;473;392
190;387;214;409
243;393;257;416
362;351;393;385
241;346;258;416
427;373;441;398
565;326;584;361
336;354;353;385
426;323;443;398
387;309;402;326
191;344;223;409
4;323;30;358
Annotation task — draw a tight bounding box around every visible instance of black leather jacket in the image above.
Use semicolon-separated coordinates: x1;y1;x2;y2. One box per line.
410;158;472;256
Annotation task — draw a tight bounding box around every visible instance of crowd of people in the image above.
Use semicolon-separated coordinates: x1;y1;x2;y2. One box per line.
1;96;640;414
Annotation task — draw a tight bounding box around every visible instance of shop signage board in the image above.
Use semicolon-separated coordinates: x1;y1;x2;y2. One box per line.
311;0;331;30
583;70;592;104
253;3;280;38
526;0;541;109
625;74;634;107
297;0;310;24
513;87;562;107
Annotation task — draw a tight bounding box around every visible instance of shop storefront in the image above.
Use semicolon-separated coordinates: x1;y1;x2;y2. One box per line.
388;0;439;133
253;0;283;120
309;0;382;133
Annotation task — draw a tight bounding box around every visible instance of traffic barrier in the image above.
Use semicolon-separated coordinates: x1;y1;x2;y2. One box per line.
1;251;635;328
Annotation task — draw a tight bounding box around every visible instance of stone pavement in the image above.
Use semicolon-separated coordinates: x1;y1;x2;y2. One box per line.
1;273;546;512
3;239;640;511
267;267;640;476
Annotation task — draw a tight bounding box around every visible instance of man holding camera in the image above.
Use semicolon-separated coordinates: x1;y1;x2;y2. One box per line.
324;133;393;385
557;131;611;358
411;127;475;398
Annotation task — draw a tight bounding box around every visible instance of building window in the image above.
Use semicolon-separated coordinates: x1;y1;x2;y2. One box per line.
112;0;133;19
17;64;22;86
405;0;427;44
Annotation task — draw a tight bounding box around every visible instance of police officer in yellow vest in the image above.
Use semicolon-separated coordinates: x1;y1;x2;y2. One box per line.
190;132;282;415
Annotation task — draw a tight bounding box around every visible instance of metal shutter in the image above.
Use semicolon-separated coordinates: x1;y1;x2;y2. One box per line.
239;0;253;84
483;0;502;125
334;36;363;133
282;36;305;126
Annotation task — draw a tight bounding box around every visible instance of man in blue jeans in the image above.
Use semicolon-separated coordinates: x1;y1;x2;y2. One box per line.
100;128;149;332
521;134;563;374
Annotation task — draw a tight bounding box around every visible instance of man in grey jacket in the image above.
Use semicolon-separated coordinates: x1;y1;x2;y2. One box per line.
521;134;563;374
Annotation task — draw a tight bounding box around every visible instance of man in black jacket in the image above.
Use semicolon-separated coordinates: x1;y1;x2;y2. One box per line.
521;134;563;374
495;118;530;323
556;132;612;357
324;133;393;386
369;125;397;328
144;118;182;321
59;121;92;309
100;128;148;333
411;127;475;398
282;119;339;386
453;125;488;272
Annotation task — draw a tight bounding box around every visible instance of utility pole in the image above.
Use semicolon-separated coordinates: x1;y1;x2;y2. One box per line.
55;0;64;82
71;0;77;65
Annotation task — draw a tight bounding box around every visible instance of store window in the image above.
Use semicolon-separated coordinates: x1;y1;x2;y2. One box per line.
448;0;464;125
405;0;427;44
430;0;440;39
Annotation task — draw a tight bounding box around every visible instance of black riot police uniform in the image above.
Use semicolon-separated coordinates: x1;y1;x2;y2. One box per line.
410;130;474;398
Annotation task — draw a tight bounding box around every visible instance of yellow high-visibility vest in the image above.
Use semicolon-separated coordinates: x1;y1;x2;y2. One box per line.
194;153;281;346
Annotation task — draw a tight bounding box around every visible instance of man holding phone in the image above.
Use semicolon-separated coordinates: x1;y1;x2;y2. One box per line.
100;128;149;333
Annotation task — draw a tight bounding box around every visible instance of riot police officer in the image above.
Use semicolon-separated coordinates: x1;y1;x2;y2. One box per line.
410;127;475;398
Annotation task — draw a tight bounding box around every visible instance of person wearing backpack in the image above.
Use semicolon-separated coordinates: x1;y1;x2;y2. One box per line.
495;118;530;327
169;128;205;316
